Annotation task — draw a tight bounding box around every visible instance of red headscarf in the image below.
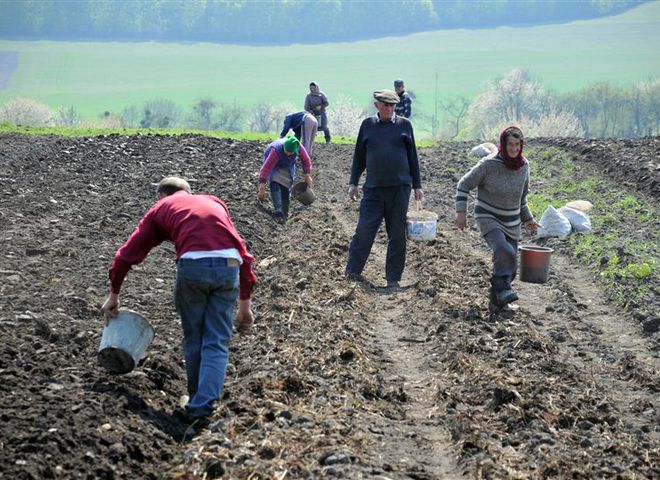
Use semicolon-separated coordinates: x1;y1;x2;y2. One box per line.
498;126;526;170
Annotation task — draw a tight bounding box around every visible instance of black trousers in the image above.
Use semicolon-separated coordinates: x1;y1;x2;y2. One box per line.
346;185;411;282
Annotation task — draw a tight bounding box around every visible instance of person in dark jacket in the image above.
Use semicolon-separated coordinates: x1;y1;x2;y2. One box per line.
102;177;256;423
280;111;318;156
394;79;412;119
345;89;423;292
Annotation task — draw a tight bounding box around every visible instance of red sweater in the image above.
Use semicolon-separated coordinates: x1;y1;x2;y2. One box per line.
109;191;256;300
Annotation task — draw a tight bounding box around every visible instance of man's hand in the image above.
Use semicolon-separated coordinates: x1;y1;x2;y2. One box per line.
235;299;254;333
348;185;359;202
304;174;313;187
414;189;424;202
524;219;541;234
455;212;467;230
101;293;120;323
257;183;266;201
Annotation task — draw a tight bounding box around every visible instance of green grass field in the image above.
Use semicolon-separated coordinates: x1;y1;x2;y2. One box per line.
1;1;659;136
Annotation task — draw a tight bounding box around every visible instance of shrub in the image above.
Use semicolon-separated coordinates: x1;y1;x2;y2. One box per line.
0;97;55;126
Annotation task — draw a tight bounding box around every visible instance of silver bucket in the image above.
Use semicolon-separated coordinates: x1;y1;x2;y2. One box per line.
98;310;155;374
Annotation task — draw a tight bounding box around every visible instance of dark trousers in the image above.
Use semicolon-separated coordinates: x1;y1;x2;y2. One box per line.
270;182;290;218
346;185;411;282
315;112;331;142
484;228;518;296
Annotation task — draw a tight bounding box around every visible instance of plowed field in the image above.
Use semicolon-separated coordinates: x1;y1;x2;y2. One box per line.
0;133;658;479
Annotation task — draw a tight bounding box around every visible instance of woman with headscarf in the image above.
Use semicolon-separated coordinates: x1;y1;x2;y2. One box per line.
257;135;313;222
455;126;540;312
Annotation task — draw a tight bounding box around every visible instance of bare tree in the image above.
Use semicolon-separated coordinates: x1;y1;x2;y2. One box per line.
120;105;140;128
468;69;557;139
189;98;216;130
248;102;278;133
215;100;245;132
58;106;80;126
140;98;181;128
442;96;470;139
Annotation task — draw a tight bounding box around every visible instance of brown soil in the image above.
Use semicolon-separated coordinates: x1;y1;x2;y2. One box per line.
0;133;658;479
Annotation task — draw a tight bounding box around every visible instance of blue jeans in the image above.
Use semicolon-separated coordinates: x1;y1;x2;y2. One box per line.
270;181;291;218
174;257;239;418
346;185;411;282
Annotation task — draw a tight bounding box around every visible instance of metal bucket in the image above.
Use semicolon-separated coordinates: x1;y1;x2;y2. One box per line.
291;181;316;205
98;310;154;374
519;246;554;284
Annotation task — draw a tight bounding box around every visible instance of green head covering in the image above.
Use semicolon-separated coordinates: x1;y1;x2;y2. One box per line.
283;135;300;154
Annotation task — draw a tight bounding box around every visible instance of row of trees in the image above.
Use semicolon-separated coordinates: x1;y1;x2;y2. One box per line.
2;71;659;139
423;70;660;139
0;0;645;44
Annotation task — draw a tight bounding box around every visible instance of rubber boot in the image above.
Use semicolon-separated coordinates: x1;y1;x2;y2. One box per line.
490;275;518;306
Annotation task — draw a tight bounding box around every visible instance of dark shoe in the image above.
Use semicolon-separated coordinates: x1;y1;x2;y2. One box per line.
378;281;402;294
345;272;366;282
272;211;286;224
172;407;193;423
496;288;518;305
490;275;518;305
489;287;519;313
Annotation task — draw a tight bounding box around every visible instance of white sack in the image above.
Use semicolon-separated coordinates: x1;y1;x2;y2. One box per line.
559;206;592;234
537;205;572;238
470;142;497;158
565;200;593;212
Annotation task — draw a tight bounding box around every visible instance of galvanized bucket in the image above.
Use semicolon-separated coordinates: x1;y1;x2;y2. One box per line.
98;310;154;374
292;181;316;205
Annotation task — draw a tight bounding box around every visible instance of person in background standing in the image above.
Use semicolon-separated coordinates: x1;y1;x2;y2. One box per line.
304;81;331;144
394;79;412;119
345;89;423;293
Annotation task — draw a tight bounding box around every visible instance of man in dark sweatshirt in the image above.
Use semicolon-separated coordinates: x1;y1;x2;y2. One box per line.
345;89;423;292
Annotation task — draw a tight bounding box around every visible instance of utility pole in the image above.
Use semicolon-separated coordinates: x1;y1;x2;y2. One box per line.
433;73;438;138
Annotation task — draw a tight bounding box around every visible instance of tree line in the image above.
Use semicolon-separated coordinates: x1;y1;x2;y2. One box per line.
0;0;647;44
2;70;658;140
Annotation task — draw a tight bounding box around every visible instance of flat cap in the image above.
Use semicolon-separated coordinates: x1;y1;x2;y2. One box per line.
373;89;400;104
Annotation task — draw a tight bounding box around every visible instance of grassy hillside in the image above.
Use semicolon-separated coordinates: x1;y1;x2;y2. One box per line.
1;1;659;136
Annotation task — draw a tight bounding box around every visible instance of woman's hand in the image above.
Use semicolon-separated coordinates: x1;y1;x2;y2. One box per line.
257;183;266;201
414;189;424;202
455;212;467;230
524;219;541;233
304;174;313;187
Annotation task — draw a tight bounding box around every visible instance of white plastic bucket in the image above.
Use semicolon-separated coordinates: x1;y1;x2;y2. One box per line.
406;208;439;241
98;310;154;374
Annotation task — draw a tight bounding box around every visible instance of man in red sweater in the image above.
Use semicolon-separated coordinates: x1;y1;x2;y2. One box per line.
102;177;256;421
